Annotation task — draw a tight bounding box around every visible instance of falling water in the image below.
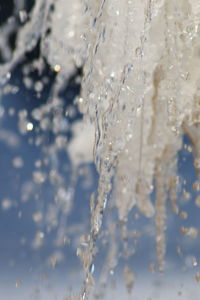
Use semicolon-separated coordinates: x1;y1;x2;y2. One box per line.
1;0;200;299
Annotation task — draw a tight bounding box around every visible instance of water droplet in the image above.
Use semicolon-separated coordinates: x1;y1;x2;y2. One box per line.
19;10;27;23
135;47;143;57
26;122;33;131
54;64;61;72
15;280;22;288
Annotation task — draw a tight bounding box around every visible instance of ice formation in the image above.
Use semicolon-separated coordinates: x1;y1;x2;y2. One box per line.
1;0;200;298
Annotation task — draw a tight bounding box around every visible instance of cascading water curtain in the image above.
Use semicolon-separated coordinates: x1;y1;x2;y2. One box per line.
1;0;200;299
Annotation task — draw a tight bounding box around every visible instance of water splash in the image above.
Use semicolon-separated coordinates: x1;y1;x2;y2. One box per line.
1;0;200;299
